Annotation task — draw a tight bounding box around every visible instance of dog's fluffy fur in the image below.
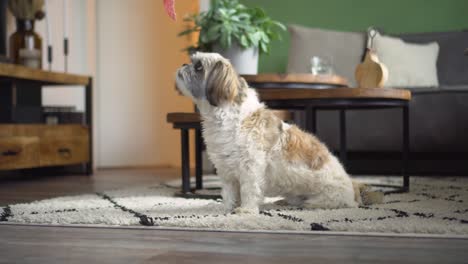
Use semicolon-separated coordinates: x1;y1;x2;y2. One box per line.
175;52;381;213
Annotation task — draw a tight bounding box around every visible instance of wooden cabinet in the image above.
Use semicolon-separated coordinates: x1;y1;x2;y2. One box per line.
0;62;93;174
0;125;89;170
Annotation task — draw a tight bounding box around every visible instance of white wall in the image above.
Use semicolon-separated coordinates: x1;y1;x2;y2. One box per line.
96;0;196;168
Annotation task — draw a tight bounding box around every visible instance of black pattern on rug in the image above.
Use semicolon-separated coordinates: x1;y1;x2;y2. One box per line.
96;193;156;226
0;206;12;222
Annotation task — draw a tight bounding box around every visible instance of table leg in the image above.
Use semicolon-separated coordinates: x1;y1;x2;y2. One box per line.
305;105;316;134
85;77;93;175
195;128;203;190
402;104;410;191
181;129;190;193
339;109;347;168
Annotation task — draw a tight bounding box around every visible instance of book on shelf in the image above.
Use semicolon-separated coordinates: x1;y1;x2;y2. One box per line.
42;106;84;125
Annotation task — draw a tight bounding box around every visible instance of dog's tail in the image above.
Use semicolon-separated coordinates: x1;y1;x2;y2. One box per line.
352;180;384;205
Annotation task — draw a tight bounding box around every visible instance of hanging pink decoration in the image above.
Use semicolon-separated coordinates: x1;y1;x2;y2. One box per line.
163;0;176;21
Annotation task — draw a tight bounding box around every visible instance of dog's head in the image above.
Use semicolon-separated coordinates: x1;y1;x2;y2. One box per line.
175;52;246;107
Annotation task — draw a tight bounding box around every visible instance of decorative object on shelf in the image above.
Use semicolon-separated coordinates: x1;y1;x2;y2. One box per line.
355;28;388;88
310;55;334;76
179;0;285;74
43;106;83;124
8;0;45;69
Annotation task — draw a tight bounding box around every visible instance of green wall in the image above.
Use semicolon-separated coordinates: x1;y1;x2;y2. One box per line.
241;0;468;73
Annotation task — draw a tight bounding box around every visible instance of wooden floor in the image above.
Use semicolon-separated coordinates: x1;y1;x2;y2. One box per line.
0;167;178;205
1;168;467;263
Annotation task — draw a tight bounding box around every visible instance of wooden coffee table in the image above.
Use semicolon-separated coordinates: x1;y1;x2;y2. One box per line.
243;74;412;193
243;73;349;89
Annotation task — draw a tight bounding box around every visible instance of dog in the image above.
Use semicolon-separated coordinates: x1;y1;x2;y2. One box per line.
175;52;382;213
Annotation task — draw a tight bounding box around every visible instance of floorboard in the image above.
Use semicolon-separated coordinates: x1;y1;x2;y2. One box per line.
0;168;178;205
0;224;467;264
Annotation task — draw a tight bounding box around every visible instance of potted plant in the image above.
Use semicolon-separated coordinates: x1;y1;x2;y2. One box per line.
179;0;285;74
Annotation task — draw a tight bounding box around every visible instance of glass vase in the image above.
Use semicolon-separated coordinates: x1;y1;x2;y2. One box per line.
9;19;42;69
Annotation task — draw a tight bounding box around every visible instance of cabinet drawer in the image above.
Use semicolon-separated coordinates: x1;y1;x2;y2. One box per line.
0;137;40;170
40;136;89;166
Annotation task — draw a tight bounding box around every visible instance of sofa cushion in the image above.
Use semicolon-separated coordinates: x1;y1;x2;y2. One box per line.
373;32;439;88
396;31;468;86
287;25;366;87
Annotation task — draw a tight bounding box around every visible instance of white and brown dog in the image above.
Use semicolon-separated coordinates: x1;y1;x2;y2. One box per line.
175;52;381;214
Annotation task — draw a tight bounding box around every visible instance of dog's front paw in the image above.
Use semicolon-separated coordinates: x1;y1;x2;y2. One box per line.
233;207;259;214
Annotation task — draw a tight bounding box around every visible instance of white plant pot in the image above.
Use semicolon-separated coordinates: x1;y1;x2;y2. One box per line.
213;42;259;75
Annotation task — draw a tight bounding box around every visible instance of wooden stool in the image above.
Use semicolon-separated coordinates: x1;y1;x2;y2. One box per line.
167;110;292;194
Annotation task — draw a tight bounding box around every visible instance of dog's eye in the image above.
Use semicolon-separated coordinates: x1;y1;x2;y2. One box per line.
194;61;203;72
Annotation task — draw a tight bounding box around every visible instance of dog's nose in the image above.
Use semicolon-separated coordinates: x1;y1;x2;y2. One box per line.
182;63;188;67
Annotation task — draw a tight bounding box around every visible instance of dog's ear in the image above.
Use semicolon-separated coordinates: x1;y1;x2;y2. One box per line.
206;61;239;106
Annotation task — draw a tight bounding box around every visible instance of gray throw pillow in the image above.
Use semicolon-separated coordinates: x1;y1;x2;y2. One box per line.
287;24;366;87
397;31;468;86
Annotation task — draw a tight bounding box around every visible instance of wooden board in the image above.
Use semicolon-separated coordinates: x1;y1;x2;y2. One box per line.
242;73;349;86
0;63;90;85
355;50;388;89
257;87;411;101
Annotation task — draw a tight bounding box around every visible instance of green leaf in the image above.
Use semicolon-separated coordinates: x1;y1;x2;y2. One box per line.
260;32;269;43
178;28;197;37
240;35;248;47
205;24;221;41
260;41;269;53
273;21;287;31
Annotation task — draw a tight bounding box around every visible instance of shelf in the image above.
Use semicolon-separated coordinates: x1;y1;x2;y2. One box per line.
0;62;90;86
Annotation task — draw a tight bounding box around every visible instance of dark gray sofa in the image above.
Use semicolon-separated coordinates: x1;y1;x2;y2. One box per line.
297;30;468;175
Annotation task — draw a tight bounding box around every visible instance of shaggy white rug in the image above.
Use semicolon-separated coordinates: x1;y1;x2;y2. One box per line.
1;176;468;235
